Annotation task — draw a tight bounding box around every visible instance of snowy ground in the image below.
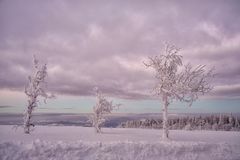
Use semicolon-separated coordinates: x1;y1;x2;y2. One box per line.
0;125;240;160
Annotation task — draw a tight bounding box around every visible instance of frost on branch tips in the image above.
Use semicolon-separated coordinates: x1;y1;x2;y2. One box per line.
90;87;120;133
23;55;54;134
144;44;214;139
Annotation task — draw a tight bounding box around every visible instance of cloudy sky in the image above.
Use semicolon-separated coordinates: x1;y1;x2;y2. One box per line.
0;0;240;113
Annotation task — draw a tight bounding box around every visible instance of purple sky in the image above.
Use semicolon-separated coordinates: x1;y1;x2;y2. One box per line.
0;0;240;113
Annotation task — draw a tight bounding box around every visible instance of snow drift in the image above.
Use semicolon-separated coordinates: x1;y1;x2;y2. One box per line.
1;140;239;160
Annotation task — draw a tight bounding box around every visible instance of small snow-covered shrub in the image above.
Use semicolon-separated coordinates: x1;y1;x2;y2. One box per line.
184;124;192;130
90;87;120;133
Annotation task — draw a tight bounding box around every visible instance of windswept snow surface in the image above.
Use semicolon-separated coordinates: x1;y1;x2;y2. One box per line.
0;125;240;160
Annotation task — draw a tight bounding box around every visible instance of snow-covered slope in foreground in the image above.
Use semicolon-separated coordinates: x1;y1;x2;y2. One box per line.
0;125;240;160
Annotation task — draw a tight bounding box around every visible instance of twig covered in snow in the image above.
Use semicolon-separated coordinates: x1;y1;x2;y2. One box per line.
23;55;54;134
144;43;214;139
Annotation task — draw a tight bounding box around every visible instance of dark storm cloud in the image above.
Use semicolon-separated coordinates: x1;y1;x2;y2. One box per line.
0;0;240;99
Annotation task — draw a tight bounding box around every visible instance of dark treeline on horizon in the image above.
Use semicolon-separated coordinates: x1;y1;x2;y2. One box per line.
119;114;240;131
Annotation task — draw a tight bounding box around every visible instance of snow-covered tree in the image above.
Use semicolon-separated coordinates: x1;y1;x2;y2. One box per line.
228;113;234;126
144;44;214;139
23;55;54;134
218;114;224;129
234;117;240;129
90;87;120;133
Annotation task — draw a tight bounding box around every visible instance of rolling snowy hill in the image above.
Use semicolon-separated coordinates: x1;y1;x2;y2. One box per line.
0;125;240;160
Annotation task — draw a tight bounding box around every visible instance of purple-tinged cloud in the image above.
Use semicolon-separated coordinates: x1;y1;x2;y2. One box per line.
0;0;240;99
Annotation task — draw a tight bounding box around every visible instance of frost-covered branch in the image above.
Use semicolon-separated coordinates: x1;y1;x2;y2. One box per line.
89;87;120;133
23;55;54;134
144;44;214;139
174;64;214;106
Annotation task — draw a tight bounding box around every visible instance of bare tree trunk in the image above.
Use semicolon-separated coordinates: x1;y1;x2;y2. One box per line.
93;113;102;133
94;121;101;133
95;123;101;133
24;97;35;134
24;107;33;134
162;95;169;139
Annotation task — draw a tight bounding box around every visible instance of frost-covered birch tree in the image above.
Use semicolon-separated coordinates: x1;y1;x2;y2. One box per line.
144;44;214;139
24;55;54;134
90;87;120;133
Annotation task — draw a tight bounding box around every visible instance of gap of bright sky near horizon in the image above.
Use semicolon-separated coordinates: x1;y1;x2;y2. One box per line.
0;0;240;114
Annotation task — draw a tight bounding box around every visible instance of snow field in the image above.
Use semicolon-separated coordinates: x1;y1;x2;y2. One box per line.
0;125;240;160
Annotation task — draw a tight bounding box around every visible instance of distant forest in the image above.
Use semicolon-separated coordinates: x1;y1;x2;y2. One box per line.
119;114;240;131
